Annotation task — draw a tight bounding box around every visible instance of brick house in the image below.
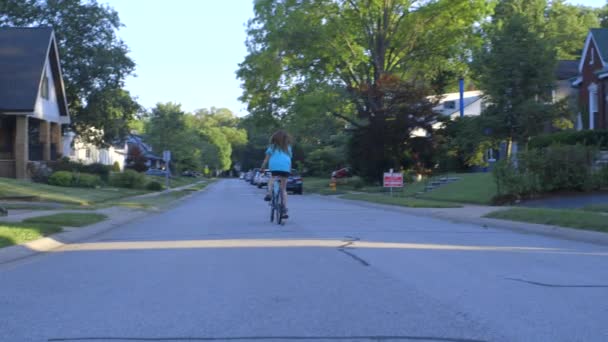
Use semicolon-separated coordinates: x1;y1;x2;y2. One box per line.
573;28;608;130
0;27;70;179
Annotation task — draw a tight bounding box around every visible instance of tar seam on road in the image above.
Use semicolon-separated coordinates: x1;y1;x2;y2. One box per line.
506;277;608;288
48;336;487;342
337;236;370;266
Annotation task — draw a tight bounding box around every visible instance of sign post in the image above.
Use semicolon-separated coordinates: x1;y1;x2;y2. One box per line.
383;169;403;196
163;150;171;189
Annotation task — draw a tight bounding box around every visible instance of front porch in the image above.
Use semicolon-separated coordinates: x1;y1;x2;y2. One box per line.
0;115;63;179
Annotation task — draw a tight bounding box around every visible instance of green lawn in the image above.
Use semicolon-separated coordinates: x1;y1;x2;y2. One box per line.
0;177;147;206
0;222;62;248
485;208;608;233
145;175;204;188
115;189;195;210
23;213;107;227
582;204;608;213
341;193;462;208
417;173;496;205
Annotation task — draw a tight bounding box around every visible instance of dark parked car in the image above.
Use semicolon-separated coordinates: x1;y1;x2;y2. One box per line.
287;169;303;194
249;168;261;185
145;168;169;177
182;170;201;177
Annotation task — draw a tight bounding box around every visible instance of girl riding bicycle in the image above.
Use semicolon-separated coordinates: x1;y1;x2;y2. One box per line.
261;130;292;218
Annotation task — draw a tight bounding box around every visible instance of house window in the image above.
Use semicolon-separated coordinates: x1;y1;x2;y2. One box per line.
443;101;456;110
590;47;595;65
85;148;91;158
41;73;49;99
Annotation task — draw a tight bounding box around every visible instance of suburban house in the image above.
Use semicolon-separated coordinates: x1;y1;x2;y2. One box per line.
433;90;485;119
125;133;163;170
572;28;608;130
62;131;128;171
0;27;70;179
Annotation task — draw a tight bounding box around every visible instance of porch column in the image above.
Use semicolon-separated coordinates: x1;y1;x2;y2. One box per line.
51;123;62;159
14;116;28;179
40;120;51;161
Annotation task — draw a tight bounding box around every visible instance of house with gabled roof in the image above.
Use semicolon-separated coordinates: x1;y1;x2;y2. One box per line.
0;27;70;179
572;28;608;130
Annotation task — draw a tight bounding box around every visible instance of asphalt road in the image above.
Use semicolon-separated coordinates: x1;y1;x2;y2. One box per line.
1;179;608;342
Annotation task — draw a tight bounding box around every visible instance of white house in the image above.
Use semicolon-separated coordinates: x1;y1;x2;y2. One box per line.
62;131;127;170
0;27;70;178
411;90;484;137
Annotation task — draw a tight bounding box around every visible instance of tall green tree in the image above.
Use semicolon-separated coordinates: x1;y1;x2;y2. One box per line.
238;0;492;180
0;0;136;145
473;1;558;155
145;103;202;172
546;0;600;60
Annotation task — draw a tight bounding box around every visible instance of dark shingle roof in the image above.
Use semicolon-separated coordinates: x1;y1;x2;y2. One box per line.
591;28;608;63
555;60;578;80
0;27;54;112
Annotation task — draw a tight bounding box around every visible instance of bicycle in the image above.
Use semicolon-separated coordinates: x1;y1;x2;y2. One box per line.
269;177;285;225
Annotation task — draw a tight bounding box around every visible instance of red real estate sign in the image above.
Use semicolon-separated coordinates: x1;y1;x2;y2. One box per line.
383;172;403;188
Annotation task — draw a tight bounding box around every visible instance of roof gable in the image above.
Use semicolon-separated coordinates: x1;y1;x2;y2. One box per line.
0;27;69;117
579;29;608;72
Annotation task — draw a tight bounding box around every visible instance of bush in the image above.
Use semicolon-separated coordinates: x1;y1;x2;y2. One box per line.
146;181;163;191
73;173;101;188
27;162;53;183
112;161;121;172
110;169;146;189
528;130;608;150
492;145;599;202
48;171;73;187
49;159;111;182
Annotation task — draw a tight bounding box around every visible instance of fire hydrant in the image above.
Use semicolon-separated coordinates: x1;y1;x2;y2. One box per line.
329;177;337;191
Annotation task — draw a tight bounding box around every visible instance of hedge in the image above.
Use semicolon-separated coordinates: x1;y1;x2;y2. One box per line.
48;171;101;188
528;130;608;150
110;170;146;189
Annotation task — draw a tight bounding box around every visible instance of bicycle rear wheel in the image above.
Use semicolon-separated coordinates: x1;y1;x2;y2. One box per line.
270;195;275;223
276;190;283;225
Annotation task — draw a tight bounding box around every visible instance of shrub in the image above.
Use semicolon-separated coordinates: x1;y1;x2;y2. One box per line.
110;169;146;189
528;130;608;150
49;171;73;187
49;159;111;182
492;145;598;202
73;173;101;188
146;181;163;191
112;161;121;172
27;162;53;183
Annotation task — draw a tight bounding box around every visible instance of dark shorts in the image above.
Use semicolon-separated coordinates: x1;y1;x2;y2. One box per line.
271;171;290;177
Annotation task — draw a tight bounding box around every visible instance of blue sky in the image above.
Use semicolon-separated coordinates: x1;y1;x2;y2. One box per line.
104;0;604;116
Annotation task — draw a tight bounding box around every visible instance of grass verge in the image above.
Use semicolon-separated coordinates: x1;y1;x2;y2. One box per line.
582;204;608;213
0;177;147;206
485;208;608;233
115;190;193;210
0;222;62;248
417;173;495;205
341;193;462;208
23;213;107;227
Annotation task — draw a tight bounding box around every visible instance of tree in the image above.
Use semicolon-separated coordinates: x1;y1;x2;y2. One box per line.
473;1;558;156
0;0;136;144
145;103;201;172
238;0;492;180
189;108;248;172
546;0;600;60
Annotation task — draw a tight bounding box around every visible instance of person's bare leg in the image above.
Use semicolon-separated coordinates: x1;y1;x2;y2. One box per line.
265;175;274;201
280;176;288;210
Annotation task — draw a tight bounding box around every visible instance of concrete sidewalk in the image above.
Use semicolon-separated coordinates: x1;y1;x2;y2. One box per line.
325;195;608;246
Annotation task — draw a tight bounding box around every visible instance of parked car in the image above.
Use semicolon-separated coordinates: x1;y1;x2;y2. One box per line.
145;168;169;177
257;171;271;188
331;167;351;179
287;169;303;194
182;170;200;177
250;168;261;185
244;170;254;181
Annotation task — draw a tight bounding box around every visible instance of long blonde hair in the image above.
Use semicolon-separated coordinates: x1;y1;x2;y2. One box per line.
270;130;291;153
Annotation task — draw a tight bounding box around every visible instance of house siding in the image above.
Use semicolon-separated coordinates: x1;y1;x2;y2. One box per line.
33;57;62;124
579;38;607;129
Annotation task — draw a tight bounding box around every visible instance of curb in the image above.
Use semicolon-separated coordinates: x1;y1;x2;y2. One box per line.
0;182;216;266
318;195;608;247
0;208;148;265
